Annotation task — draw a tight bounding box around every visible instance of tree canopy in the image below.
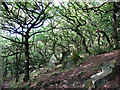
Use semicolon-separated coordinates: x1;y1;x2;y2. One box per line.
0;1;120;87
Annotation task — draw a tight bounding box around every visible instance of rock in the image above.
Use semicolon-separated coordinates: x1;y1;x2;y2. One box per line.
91;62;116;88
49;54;62;68
61;51;80;70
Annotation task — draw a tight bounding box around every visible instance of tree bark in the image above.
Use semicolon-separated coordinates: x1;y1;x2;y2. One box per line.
112;2;119;48
97;33;101;48
4;58;8;78
96;30;112;48
90;32;94;49
0;37;2;89
15;48;19;82
24;36;30;82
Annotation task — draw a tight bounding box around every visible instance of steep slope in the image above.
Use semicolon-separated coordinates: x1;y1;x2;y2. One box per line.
34;49;120;88
2;50;120;88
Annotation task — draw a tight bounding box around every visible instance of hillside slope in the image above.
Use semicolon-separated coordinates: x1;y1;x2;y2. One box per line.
34;49;120;88
2;50;120;89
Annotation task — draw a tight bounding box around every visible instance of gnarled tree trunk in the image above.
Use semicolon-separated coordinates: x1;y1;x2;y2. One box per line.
73;29;91;55
112;2;119;48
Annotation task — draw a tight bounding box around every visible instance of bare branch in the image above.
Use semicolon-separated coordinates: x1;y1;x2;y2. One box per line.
26;2;52;35
29;17;63;38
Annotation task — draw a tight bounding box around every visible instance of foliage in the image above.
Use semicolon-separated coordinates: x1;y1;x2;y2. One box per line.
92;46;107;55
0;1;120;88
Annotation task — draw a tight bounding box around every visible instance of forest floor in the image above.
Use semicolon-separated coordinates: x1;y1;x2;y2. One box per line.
2;76;14;88
2;49;120;89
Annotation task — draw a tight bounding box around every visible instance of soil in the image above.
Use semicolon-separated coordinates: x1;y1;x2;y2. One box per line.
35;49;120;88
2;49;120;89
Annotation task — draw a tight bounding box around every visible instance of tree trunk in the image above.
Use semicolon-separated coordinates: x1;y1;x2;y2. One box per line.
24;36;30;82
0;38;2;89
15;50;19;82
96;30;112;48
4;58;8;78
112;2;119;48
74;29;91;55
97;33;101;48
90;32;94;49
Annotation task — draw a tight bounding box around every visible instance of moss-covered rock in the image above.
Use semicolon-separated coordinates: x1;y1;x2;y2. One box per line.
61;51;80;70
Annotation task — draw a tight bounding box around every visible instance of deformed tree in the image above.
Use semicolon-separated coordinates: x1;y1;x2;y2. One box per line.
96;29;112;48
55;2;91;54
0;2;60;81
83;2;120;48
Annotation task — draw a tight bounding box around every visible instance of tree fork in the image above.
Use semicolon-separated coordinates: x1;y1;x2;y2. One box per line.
96;29;112;48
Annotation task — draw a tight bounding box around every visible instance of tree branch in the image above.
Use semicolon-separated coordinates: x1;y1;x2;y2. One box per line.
84;2;107;10
29;17;63;38
0;35;24;44
2;52;20;58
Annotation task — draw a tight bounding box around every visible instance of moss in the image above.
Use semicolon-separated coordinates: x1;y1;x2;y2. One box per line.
70;51;80;63
61;51;80;71
80;71;84;75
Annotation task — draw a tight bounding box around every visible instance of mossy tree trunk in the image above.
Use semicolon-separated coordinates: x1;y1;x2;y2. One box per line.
112;2;119;49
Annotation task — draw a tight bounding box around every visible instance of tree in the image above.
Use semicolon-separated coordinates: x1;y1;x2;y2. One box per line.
54;2;91;54
0;2;60;81
112;2;119;48
0;27;2;90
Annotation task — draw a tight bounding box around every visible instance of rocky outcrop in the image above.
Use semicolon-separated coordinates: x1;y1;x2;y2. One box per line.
91;62;116;88
82;62;116;88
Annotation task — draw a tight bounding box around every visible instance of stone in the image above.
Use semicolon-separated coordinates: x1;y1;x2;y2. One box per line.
91;62;116;88
49;54;62;68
